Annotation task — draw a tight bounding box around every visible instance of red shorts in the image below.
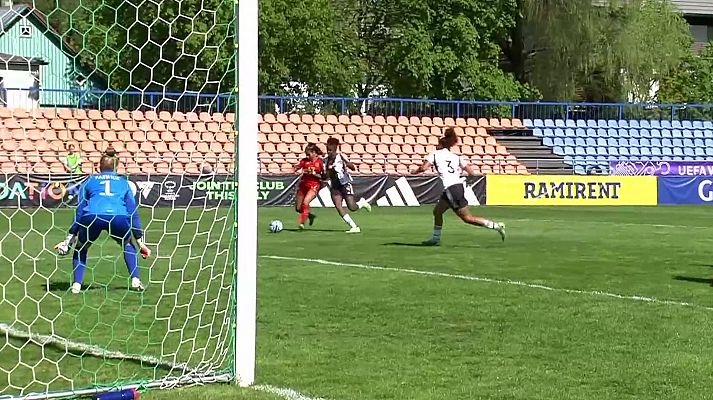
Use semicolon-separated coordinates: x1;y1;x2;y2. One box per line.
298;180;320;196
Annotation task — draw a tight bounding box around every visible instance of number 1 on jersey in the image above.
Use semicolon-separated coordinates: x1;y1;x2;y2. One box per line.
101;180;112;196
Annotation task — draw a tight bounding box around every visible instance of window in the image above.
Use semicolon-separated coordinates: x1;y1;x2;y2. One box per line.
19;25;32;38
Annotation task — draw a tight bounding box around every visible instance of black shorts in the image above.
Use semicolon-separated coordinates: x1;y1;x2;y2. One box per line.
330;181;354;197
441;184;468;211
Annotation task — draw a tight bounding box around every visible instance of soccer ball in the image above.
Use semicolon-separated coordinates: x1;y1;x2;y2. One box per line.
269;220;283;233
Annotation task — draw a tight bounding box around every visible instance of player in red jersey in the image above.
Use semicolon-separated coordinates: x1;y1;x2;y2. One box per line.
293;143;325;229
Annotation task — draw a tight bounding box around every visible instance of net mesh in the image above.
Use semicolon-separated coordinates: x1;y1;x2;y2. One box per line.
0;0;236;397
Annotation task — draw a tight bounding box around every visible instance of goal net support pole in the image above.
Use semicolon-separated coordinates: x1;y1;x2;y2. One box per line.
234;0;259;388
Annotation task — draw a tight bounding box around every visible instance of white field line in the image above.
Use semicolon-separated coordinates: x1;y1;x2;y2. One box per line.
0;322;327;400
262;255;713;312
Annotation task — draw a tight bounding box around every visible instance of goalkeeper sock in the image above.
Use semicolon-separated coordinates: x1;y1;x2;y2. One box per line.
123;242;140;279
72;243;89;284
342;214;357;228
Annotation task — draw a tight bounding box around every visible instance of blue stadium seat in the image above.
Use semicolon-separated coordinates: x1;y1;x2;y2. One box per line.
554;137;564;146
619;138;630;147
673;129;684;138
662;147;673;156
575;128;586;137
607;120;618;128
587;119;597;127
693;120;704;129
543;137;554;147
629;155;640;161
706;148;713;157
618;120;629;128
544;119;555;127
682;120;693;129
616;128;628;137
575;137;586;146
597;119;608;128
629;129;640;138
684;147;695;157
638;120;650;128
629;147;640;156
565;119;576;128
694;138;704;148
629;138;640;147
564;146;575;155
608;128;618;137
651;147;662;157
650;129;661;138
682;129;694;138
640;147;651;156
596;156;608;164
705;121;713;129
683;138;694;147
650;120;662;129
586;147;596;155
607;138;618;147
693;130;704;138
695;147;705;157
565;137;575;146
533;128;543;137
587;128;598;137
576;120;587;128
543;128;554;137
650;138;661;147
661;129;672;138
554;128;565;137
704;130;713;138
661;120;672;129
640;138;651;147
662;138;673;147
619;147;630;156
597;147;608;155
672;120;682;129
597;128;608;137
672;138;684;147
629;120;639;128
706;138;713;147
533;119;544;127
639;129;650;137
586;137;597;147
567;128;578;137
555;119;566;127
553;146;564;155
640;154;651;161
597;137;607;147
673;147;684;156
524;118;534;127
609;147;619;156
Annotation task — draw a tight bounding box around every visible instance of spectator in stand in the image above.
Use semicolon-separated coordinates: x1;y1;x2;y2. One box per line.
64;144;83;175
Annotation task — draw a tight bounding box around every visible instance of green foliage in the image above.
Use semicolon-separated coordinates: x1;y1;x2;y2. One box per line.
507;0;691;102
658;43;713;104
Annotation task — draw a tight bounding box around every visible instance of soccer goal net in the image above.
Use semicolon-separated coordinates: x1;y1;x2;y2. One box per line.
0;0;257;398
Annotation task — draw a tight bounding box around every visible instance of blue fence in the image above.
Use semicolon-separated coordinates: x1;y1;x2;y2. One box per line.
12;87;713;122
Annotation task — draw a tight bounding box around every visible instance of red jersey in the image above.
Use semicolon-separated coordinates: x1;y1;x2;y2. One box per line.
297;157;324;185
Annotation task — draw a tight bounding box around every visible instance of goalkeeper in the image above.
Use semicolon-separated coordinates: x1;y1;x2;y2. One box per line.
54;147;151;294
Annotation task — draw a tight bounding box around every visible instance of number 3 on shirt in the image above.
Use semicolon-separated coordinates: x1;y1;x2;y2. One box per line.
101;180;112;196
446;160;455;173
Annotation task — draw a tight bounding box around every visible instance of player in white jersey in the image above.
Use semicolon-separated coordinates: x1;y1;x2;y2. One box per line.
325;137;371;233
411;127;505;245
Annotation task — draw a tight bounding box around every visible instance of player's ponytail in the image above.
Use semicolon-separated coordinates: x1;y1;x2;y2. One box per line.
439;127;458;149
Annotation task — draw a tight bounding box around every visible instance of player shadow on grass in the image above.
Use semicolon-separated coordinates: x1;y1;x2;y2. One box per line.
673;275;713;286
382;242;483;248
45;281;111;292
282;228;343;232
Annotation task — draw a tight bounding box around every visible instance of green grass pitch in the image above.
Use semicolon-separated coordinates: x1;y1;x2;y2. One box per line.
2;205;713;399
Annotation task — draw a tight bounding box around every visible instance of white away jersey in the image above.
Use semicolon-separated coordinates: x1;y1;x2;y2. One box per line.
325;153;353;185
426;148;467;189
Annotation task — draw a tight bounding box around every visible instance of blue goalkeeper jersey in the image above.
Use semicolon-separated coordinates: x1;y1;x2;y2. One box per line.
72;171;143;237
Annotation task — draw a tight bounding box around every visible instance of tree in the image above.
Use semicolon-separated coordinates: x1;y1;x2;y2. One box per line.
658;44;713;104
502;0;691;102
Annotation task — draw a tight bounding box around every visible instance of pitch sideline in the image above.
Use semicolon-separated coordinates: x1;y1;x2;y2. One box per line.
261;255;713;312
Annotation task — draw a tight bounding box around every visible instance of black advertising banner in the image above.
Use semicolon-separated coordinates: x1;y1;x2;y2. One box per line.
0;174;487;208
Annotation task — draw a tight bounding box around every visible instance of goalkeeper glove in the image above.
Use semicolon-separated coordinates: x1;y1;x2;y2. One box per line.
136;238;151;259
54;234;76;256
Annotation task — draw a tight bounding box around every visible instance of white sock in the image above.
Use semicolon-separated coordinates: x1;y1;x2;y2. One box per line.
432;225;442;241
483;220;500;230
65;234;74;243
357;198;367;208
343;214;357;228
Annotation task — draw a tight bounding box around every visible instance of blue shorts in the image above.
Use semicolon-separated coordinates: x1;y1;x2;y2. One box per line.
76;214;132;244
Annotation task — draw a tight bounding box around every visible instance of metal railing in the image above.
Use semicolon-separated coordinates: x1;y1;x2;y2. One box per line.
4;87;713;122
